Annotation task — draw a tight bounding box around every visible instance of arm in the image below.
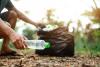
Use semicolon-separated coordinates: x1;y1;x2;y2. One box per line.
0;19;15;37
0;19;26;49
13;7;38;27
5;0;38;27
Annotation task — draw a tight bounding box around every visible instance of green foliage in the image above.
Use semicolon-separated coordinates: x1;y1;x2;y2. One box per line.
23;27;36;40
75;34;100;56
92;28;100;38
90;18;100;24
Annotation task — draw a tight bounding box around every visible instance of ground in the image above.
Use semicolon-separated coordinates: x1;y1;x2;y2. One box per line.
0;50;100;67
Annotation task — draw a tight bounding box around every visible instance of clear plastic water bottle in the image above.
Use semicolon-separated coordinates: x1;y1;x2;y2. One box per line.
24;40;50;50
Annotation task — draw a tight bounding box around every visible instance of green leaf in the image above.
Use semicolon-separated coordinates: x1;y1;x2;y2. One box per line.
90;18;100;24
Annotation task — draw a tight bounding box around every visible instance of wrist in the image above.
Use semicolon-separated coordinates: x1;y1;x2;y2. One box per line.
30;21;38;27
8;30;16;39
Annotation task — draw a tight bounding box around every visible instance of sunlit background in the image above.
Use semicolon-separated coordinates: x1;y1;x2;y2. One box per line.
9;0;100;33
0;0;100;56
11;0;100;20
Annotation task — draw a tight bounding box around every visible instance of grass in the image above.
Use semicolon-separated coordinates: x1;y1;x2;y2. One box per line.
75;35;100;56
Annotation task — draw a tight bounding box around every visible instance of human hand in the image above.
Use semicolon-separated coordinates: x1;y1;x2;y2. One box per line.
36;23;46;29
9;33;27;49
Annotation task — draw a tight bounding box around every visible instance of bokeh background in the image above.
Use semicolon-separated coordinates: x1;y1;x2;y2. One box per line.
0;0;100;56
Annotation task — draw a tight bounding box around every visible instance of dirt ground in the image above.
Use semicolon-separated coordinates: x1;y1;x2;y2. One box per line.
0;52;100;67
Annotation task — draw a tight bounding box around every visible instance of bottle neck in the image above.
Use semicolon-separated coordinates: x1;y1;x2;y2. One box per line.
44;42;50;48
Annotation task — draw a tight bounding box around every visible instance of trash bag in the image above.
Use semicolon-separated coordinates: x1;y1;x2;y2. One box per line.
36;27;75;57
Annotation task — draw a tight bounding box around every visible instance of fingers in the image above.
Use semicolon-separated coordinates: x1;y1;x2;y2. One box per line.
13;35;28;49
19;38;25;49
23;36;28;40
22;36;28;48
23;41;27;48
37;23;46;28
13;41;19;49
14;39;24;49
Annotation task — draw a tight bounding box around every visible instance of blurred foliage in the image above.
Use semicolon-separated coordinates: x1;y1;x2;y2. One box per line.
75;0;100;55
82;0;100;45
83;0;100;24
83;8;100;24
23;27;37;40
66;20;72;27
91;18;100;23
92;28;100;38
43;9;65;27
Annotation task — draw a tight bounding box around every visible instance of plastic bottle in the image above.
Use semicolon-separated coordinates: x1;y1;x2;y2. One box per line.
24;40;50;50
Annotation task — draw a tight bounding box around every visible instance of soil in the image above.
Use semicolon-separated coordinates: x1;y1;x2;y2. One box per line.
0;52;100;67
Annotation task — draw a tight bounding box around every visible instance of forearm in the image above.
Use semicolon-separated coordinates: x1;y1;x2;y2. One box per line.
0;19;15;37
13;7;37;26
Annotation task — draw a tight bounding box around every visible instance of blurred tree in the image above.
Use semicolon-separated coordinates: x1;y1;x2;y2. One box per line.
76;20;83;32
83;0;100;40
45;9;64;27
85;23;95;42
47;9;54;23
83;0;100;24
66;20;72;32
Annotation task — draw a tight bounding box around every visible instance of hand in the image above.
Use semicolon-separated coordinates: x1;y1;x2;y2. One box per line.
37;23;46;29
9;33;27;49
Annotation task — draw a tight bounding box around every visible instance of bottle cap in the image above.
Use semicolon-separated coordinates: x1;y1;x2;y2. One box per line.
44;42;51;48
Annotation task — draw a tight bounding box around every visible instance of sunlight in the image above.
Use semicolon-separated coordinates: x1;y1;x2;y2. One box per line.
11;0;99;33
11;0;94;21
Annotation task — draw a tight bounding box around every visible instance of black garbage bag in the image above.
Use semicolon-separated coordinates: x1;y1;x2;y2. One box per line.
36;27;74;57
